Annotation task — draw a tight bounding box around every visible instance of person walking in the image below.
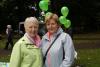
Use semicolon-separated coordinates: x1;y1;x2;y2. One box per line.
5;25;13;50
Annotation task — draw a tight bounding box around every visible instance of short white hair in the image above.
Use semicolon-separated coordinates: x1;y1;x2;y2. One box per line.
7;25;11;28
24;17;39;28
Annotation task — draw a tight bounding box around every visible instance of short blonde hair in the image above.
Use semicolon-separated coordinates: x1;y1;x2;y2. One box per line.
24;17;39;28
45;13;59;24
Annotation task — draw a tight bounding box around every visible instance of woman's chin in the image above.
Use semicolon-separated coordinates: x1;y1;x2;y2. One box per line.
49;31;54;35
29;34;36;38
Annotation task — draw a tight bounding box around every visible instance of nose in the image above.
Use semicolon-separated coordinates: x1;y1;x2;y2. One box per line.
32;27;35;31
49;24;52;28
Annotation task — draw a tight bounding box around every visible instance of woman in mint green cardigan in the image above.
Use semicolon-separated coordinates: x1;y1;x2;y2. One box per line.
9;17;43;67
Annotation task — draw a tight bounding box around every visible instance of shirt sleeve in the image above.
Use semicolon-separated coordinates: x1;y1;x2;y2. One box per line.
6;29;8;34
60;34;75;67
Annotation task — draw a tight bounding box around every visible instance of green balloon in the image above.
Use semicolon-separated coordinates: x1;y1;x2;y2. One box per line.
45;12;52;17
39;1;48;11
61;6;69;17
42;0;50;2
59;16;67;24
64;19;71;28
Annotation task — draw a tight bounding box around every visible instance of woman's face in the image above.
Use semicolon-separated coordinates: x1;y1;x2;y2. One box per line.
46;19;59;34
25;22;38;37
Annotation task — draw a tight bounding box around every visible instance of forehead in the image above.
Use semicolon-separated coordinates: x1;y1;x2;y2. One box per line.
25;21;38;27
46;19;57;24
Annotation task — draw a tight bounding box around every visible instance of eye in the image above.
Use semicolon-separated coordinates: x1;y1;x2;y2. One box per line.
46;23;50;26
52;23;55;25
29;26;32;28
34;26;38;29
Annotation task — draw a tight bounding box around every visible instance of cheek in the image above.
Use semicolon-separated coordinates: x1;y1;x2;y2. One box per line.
33;28;38;33
46;26;49;29
51;25;58;30
35;27;38;31
46;25;50;30
26;28;30;32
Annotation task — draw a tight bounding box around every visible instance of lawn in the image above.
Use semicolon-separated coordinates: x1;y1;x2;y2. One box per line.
0;37;18;62
0;34;100;67
74;48;100;67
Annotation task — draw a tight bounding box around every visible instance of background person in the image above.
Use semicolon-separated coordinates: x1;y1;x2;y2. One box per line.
5;25;13;50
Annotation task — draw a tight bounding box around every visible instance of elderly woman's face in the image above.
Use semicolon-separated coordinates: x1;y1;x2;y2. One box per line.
25;22;38;37
46;19;59;34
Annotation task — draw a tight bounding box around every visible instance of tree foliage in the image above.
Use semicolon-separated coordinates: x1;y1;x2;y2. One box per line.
0;0;100;33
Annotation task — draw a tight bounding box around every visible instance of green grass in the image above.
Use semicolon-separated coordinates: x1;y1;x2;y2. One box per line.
0;39;6;49
0;55;10;62
0;38;18;49
74;39;100;44
0;35;100;67
0;38;18;62
74;49;100;67
74;33;100;39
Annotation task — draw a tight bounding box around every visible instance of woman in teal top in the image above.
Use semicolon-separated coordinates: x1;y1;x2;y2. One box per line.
9;17;43;67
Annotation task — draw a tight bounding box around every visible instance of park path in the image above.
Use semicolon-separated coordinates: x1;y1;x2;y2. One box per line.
0;49;11;56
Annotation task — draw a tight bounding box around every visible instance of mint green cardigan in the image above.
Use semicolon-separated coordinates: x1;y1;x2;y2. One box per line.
9;35;43;67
